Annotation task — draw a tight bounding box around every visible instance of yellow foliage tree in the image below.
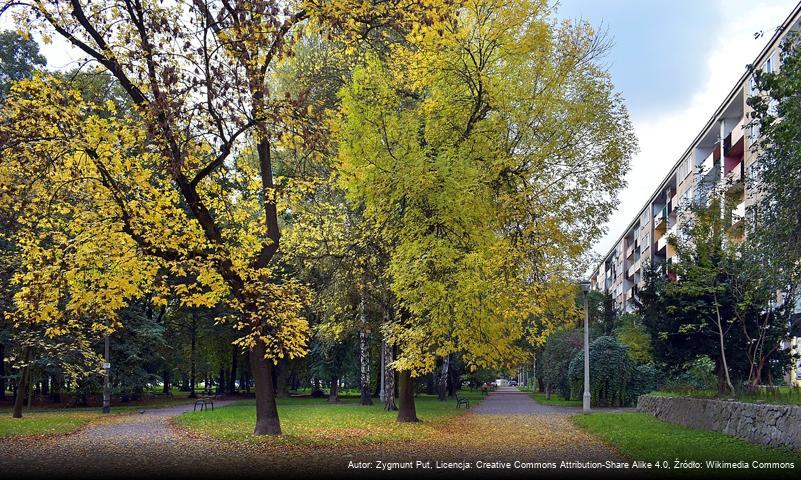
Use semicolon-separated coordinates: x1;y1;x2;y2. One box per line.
0;0;446;434
336;0;636;421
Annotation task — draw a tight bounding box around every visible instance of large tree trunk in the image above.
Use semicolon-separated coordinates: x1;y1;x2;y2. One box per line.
162;369;171;394
250;343;281;435
217;367;225;394
397;370;418;422
50;374;62;403
275;360;290;398
328;376;339;403
227;346;238;394
379;340;386;402
447;362;457;396
189;314;197;398
241;363;250;394
359;292;373;406
12;347;32;418
0;342;4;401
382;342;397;411
437;355;449;401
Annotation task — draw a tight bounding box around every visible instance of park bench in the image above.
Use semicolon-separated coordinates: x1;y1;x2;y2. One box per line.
193;396;214;412
455;392;470;409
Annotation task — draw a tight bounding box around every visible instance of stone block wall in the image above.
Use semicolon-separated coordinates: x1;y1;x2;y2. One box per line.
637;395;801;451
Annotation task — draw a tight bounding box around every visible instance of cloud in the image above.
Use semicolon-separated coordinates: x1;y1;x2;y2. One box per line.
592;0;798;262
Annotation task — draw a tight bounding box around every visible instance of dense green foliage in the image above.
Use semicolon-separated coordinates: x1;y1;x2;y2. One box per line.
0;30;45;98
748;32;801;284
615;313;653;364
568;336;634;407
541;329;583;399
638;196;796;393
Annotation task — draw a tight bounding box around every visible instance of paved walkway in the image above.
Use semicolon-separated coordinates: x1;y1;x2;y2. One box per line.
473;386;579;415
60;400;240;447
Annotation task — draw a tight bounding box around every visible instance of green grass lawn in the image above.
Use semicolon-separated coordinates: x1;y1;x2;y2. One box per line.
175;391;483;446
573;412;801;473
0;391;210;438
651;387;801;406
530;391;581;407
0;410;105;438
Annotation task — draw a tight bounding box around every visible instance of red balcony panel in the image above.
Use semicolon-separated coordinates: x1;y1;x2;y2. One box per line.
724;136;744;175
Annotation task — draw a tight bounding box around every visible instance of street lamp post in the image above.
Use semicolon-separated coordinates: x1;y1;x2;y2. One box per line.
580;281;591;414
102;333;110;414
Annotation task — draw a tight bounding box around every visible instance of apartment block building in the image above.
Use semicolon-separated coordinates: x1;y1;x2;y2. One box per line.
591;2;801;309
589;2;801;384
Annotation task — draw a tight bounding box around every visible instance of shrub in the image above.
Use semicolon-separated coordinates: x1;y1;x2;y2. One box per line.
628;363;661;398
541;329;583;399
569;336;635;407
664;355;717;392
614;314;653;364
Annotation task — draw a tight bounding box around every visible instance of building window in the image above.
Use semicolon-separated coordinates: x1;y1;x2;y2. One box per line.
747;161;761;186
677;155;692;180
749;122;761;140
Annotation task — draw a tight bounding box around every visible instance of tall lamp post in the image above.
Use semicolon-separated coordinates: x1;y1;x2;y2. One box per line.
579;280;591;414
102;332;110;414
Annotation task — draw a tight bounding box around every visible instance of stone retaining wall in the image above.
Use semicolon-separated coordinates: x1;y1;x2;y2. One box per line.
637;395;801;451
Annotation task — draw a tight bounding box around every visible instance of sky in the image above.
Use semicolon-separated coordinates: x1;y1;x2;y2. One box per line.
2;0;800;268
555;0;799;264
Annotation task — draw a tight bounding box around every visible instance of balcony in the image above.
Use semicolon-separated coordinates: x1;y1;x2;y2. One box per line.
654;207;667;231
657;234;668;252
625;243;635;259
729;118;745;149
724;134;745;186
627;260;641;278
700;149;716;176
732;201;745;225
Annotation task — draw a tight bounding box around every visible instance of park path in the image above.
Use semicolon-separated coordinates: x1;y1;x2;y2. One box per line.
472;386;579;414
58;399;240;447
0;392;628;478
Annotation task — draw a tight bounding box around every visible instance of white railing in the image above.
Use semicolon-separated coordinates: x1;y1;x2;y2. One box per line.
627;260;640;278
730;118;745;145
700;150;715;175
733;201;745;220
657;234;668;251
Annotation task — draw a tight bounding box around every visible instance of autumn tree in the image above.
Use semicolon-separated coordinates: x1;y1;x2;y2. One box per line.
0;30;45;98
0;0;443;434
0;29;45;404
336;0;636;421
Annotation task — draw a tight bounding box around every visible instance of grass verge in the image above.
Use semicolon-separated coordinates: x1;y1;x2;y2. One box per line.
650;387;801;406
0;411;104;438
572;412;801;473
175;391;483;446
0;392;212;438
530;391;581;407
